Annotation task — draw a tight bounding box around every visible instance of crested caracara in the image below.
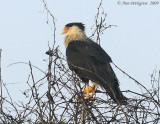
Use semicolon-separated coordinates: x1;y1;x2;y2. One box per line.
62;22;127;105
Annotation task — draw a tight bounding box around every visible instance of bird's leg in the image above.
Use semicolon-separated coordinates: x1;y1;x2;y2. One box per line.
75;83;96;102
85;83;90;99
83;83;96;99
90;83;96;95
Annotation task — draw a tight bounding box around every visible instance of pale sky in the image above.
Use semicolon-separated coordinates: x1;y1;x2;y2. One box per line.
0;0;160;102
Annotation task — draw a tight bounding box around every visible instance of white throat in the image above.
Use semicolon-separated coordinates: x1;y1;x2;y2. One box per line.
64;26;87;48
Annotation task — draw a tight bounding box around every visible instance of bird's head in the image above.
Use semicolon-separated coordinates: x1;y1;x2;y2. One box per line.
62;22;87;48
62;22;85;35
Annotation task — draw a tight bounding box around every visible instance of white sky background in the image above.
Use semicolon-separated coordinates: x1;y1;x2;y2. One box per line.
0;0;160;102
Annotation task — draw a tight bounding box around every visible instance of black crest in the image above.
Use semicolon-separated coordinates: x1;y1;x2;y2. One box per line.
65;22;85;31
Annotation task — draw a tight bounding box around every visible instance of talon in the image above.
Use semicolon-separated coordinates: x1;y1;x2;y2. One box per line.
75;83;96;102
90;98;96;101
83;83;96;99
75;97;96;102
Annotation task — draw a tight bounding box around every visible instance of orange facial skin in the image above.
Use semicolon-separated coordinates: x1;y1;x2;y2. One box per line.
63;27;69;34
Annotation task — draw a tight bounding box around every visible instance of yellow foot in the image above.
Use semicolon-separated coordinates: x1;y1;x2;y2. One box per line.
83;83;96;99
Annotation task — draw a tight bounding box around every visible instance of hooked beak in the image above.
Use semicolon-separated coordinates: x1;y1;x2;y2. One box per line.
61;30;65;34
61;27;69;34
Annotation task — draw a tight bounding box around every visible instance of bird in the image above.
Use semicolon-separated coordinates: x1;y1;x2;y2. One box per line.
62;22;128;105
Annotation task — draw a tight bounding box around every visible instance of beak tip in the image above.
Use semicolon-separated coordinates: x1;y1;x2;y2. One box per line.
61;31;65;35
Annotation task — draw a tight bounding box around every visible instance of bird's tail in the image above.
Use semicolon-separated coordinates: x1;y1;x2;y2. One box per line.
104;64;128;105
105;77;128;105
107;85;128;105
